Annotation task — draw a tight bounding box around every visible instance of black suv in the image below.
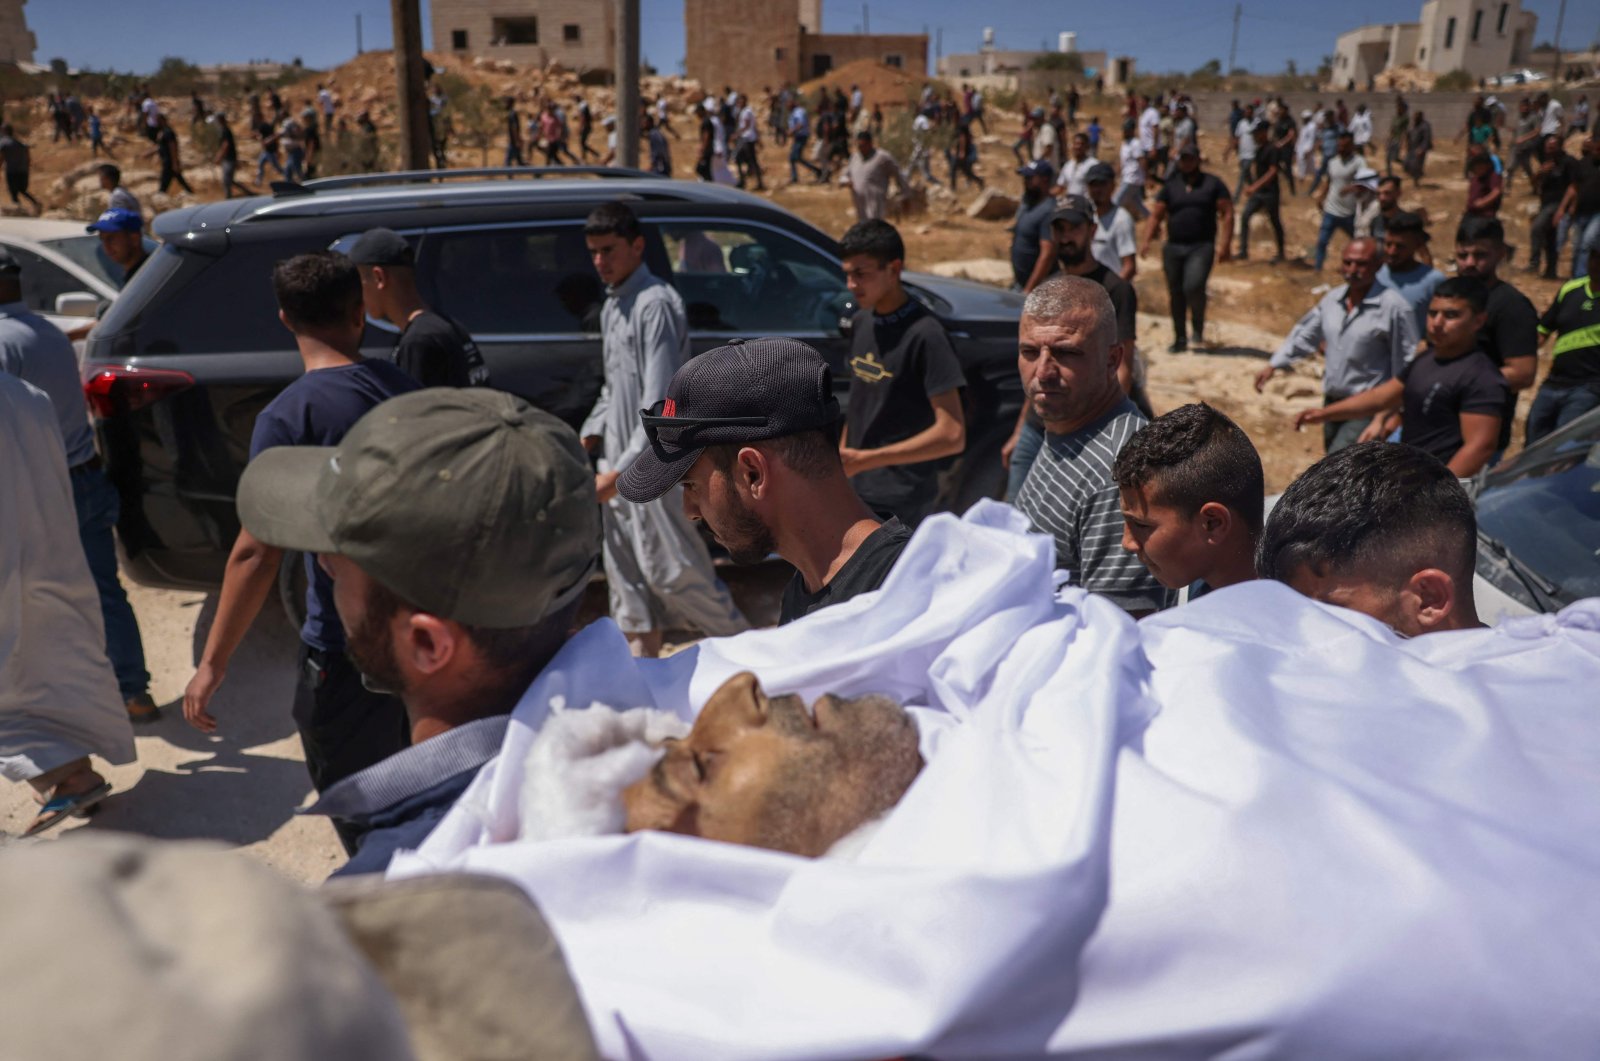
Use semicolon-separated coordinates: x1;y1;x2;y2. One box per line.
84;168;1024;590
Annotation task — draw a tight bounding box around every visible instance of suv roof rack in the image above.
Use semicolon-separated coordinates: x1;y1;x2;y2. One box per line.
278;166;664;196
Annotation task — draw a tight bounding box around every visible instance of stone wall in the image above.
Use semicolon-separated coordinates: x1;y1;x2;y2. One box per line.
801;33;928;81
684;0;801;96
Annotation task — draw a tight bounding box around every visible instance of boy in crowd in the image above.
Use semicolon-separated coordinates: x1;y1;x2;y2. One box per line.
1296;278;1506;478
1258;442;1483;637
349;227;490;389
1113;403;1263;602
837;219;966;525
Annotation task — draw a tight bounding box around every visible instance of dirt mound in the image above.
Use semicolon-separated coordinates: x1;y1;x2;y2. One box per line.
800;59;935;109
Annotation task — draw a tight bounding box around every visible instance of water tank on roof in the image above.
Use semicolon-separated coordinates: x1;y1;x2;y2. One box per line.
982;27;995;47
1059;32;1077;53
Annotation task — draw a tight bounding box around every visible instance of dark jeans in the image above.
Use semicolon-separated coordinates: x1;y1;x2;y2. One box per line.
1530;202;1562;274
735;140;763;188
1007;418;1045;501
1162;240;1214;343
1239;192;1284;258
1526;380;1600;444
292;644;411;853
72;465;149;700
788;134;819;182
504;141;524;166
1322;397;1372;453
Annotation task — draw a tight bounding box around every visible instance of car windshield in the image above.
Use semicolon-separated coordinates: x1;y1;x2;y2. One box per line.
1475;418;1600;604
40;235;127;291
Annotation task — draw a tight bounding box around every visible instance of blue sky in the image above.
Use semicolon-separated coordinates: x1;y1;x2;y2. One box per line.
29;0;1580;77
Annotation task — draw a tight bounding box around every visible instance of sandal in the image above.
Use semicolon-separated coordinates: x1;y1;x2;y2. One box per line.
24;782;112;837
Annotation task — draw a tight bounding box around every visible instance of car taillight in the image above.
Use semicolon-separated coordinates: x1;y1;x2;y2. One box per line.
84;366;196;417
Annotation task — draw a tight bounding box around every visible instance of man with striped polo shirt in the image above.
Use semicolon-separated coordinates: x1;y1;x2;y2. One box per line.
1527;245;1600;442
1013;274;1173;616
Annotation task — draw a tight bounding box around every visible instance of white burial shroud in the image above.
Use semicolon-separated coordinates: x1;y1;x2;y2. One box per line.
391;501;1600;1060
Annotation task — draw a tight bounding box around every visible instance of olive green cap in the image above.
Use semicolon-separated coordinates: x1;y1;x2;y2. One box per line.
239;388;599;628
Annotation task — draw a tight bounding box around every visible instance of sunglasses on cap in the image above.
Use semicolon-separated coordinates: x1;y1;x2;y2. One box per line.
639;399;767;449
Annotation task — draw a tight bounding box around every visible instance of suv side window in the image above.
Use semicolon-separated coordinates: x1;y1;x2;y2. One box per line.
654;221;848;336
415;224;603;335
2;244;88;315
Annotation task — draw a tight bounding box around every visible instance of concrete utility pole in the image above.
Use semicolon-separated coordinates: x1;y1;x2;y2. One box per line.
1550;0;1565;81
1227;3;1242;75
391;0;433;170
615;0;640;169
356;13;364;55
862;4;869;33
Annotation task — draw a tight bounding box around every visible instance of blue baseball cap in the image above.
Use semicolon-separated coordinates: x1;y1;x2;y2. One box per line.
1017;158;1055;181
86;208;142;234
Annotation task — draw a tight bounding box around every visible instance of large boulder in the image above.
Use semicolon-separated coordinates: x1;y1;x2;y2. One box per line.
925;258;1013;286
966;187;1019;221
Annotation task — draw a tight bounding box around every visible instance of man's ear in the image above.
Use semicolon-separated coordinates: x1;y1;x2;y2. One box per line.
1405;568;1457;632
398;613;461;680
737;445;770;500
1107;339;1127;378
277;307;294;334
1196;501;1234;543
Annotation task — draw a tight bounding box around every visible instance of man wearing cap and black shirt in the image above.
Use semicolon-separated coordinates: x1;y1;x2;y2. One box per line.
1085;161;1137;282
1236;122;1285;262
349;228;490;390
1012;158;1058;293
183;253;420;851
1375;210;1445;335
1454;217;1537;455
618;337;911;625
837;219;966;527
235;388;600;875
1140;144;1232;352
1005;196;1143;499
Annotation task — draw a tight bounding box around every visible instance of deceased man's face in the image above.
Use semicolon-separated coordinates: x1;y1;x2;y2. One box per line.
622;672;923;857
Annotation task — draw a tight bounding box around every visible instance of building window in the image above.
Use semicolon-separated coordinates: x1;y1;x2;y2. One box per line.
1419;47;1427;60
1471;10;1483;42
492;16;538;45
883;53;903;68
451;29;468;50
1444;17;1456;49
775;47;785;60
563;23;580;43
1497;3;1508;33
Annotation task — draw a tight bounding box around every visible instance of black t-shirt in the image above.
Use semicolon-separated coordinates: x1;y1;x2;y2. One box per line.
1157;171;1231;244
218;123;237;164
248;360;421;651
778;518;913;624
1573;156;1600;215
1247;148;1281;197
1537;153;1579;207
1398;347;1508;465
845;299;965;523
1481;279;1538;448
1011;194;1056;287
393;310;490;388
156;126;180;166
1539;277;1600;385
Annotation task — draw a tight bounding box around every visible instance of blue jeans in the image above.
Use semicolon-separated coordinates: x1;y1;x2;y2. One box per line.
1007;419;1045;501
788;134;819;182
1313;212;1356;271
72;465;149;700
256;151;282;184
1526;380;1600;444
1571;214;1599;278
284;146;306;183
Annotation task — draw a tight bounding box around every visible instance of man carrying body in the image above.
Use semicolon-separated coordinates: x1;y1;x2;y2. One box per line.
1258;442;1483;637
234;388;599;876
349;227;489;389
842;130;907;223
0;249;158;725
1011;159;1058;293
1114;402;1263;601
1527;244;1600;442
619;338;911;625
1375;210;1445;335
580;203;746;657
1140;144;1232;352
1086;162;1137;282
1311;130;1362;272
838;219;966;527
1453;217;1537;455
1255;237;1416;453
1297;279;1506;478
1012;274;1171;615
182;253;420;851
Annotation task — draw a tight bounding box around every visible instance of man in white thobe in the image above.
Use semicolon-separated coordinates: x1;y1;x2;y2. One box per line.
580;202;746;657
0;371;134;834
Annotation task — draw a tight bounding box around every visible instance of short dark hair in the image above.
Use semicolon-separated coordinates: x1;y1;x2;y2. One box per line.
1257;442;1476;588
838;219;904;266
1113;403;1265;534
1431;276;1488;313
1378;175;1402;190
98;163;121;184
584;201;643;242
272;252;361;331
1455;215;1504;246
705;426;842;481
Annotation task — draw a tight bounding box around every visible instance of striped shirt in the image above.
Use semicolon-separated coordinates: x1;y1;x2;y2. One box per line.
1015;398;1174;614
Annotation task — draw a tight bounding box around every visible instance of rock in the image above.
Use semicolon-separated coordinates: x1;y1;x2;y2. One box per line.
966;187;1019;220
925;258;1013;286
51;160;106;195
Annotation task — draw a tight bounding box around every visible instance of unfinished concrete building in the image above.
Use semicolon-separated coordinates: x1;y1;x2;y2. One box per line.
685;0;926;94
0;0;36;65
431;0;615;75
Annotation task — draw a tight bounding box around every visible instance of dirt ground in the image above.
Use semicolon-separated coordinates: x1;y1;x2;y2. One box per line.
0;59;1581;862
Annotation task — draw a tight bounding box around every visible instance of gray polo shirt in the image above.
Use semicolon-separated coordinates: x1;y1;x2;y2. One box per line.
1270;283;1419;399
1321;153;1363;219
1014;397;1173;615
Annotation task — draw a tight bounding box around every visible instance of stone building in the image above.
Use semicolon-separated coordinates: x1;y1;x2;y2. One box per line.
685;0;926;95
431;0;616;75
0;0;35;65
1332;0;1537;88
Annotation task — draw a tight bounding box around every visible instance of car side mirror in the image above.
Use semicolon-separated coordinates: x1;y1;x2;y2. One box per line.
55;292;101;318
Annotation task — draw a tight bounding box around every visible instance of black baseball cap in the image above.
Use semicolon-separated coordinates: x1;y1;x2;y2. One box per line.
348;227;415;267
618;337;841;503
1386;210;1429;239
1084;161;1116;184
1050;194;1096;227
1178;143;1201;157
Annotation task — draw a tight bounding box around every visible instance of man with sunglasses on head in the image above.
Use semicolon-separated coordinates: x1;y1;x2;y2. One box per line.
581;202;747;657
620;337;910;625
